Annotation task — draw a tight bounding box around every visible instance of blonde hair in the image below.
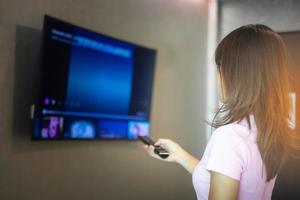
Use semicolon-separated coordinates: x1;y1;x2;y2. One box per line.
211;24;299;182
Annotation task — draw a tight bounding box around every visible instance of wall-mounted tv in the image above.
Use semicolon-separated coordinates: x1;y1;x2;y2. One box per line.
32;15;156;140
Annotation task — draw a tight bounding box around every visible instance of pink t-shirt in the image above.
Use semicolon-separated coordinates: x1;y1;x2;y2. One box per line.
192;115;276;200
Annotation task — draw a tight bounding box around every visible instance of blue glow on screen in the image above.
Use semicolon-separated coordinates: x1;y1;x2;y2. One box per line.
66;29;135;114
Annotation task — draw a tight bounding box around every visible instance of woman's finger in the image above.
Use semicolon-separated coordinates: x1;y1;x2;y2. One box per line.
148;145;163;160
155;138;168;146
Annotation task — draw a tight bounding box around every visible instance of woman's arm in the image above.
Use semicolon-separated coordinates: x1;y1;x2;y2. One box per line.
176;147;200;174
144;139;200;174
209;171;239;200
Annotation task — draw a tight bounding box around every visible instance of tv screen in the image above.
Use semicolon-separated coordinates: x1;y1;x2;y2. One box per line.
33;15;156;140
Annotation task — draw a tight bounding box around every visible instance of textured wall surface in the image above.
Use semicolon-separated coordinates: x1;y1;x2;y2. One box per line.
218;0;300;199
218;0;300;38
0;0;208;199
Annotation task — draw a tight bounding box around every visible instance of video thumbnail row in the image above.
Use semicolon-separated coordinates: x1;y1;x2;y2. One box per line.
37;116;150;139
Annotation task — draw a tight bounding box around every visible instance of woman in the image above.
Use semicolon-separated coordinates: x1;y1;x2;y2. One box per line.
144;24;299;200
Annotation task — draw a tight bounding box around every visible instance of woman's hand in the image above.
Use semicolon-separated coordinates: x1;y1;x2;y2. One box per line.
143;138;200;174
143;138;184;163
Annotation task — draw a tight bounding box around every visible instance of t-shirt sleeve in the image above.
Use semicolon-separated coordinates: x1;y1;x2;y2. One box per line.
205;126;248;181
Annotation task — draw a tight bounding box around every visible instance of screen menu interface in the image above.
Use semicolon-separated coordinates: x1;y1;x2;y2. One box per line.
33;16;156;140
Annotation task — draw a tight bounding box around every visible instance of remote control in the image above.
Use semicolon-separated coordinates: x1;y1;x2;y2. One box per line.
138;136;169;159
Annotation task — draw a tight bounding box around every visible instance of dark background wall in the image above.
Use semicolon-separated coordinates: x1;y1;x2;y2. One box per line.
0;0;209;199
218;0;300;199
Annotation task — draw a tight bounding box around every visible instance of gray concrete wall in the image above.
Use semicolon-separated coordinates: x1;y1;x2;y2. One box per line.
218;0;300;38
218;0;300;199
0;0;209;199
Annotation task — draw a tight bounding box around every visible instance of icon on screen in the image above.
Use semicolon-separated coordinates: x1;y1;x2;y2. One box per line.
51;99;56;105
44;98;50;105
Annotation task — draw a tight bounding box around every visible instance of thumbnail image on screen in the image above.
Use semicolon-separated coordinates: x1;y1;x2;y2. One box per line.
33;15;156;140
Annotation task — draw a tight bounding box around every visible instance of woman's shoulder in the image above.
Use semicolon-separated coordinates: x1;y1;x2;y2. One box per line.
212;117;257;144
205;123;252;179
212;122;255;148
212;124;245;143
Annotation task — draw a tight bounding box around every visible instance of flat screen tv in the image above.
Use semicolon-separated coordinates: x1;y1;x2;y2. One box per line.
32;15;156;140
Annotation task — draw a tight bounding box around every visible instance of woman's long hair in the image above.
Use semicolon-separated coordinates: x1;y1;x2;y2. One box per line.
211;24;299;182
